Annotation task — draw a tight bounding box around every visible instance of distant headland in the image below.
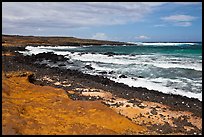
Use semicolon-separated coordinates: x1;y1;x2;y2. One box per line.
2;34;134;47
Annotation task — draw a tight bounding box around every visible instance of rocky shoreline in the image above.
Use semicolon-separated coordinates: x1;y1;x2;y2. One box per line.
2;46;202;135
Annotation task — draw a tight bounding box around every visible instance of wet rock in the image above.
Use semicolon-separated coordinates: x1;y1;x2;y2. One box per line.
108;71;115;74
119;74;127;78
130;54;136;56
33;52;67;62
66;61;74;64
84;65;94;70
78;52;86;56
104;52;115;57
58;63;66;67
131;77;137;80
99;71;107;75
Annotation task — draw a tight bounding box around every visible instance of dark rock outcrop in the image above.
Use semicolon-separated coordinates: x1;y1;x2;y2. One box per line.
84;65;94;70
119;74;127;78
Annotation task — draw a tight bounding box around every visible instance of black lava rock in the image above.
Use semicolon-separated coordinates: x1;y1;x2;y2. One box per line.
85;65;94;70
119;74;127;78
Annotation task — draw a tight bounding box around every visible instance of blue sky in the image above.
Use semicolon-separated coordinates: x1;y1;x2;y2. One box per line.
2;2;202;42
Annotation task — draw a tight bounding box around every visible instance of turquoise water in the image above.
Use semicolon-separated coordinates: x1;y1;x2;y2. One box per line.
57;43;202;58
21;42;202;101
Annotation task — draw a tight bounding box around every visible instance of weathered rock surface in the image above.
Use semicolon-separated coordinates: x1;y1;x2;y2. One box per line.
2;71;146;135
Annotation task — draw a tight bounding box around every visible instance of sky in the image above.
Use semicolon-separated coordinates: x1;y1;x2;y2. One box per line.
2;2;202;42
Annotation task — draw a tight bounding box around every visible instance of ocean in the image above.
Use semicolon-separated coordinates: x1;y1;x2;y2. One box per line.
20;42;202;101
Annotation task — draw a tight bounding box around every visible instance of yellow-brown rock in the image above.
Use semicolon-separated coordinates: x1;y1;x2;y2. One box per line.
2;71;147;135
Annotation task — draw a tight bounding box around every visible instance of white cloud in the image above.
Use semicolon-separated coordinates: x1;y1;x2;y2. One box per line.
2;2;200;35
140;2;168;7
91;33;108;40
175;22;192;27
135;35;150;39
173;2;201;5
154;24;166;27
161;14;197;27
37;28;42;31
162;14;196;22
2;2;167;35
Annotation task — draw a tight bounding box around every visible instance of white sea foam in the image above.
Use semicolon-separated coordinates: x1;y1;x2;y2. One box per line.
150;77;183;83
145;61;202;71
89;62;113;72
19;46;53;55
23;46;78;55
21;46;202;71
18;46;202;101
67;53;202;71
24;46;202;71
110;77;202;101
35;46;79;49
136;42;197;46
